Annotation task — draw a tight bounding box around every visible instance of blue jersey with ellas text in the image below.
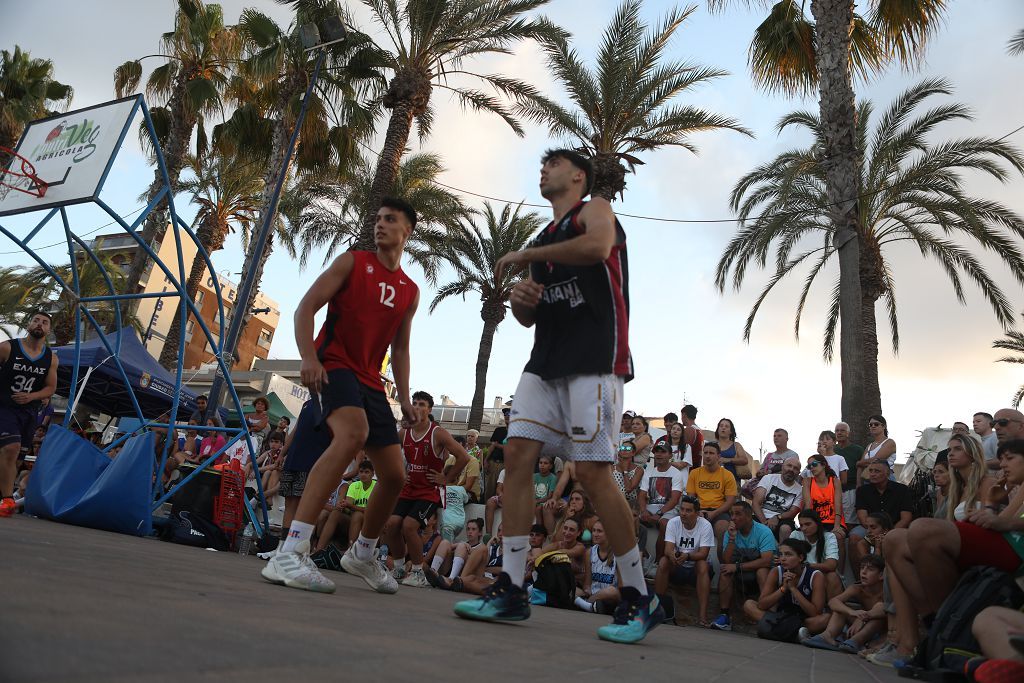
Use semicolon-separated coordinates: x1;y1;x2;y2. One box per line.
0;339;52;412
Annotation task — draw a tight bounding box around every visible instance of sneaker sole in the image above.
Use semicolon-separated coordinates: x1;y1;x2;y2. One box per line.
453;603;531;623
340;555;398;594
597;606;665;644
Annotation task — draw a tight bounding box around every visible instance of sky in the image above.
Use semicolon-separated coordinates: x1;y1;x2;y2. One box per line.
2;1;1024;463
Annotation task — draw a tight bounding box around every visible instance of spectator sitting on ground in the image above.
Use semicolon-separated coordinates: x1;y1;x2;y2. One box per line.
638;443;684;562
801;554;886;652
524;523;549;578
314;460;376;553
532;455;558;524
789;509;842;599
484;467;505;537
575;520;622;614
426;518;485;584
427;524;505;593
655;495;715;627
848;460;913;570
802;452;847;571
971;605;1024;679
611;440;644;510
880;439;1024;666
712;500;778;631
688;442;739;548
743;538;826;636
540;515;587;587
752;455;803;541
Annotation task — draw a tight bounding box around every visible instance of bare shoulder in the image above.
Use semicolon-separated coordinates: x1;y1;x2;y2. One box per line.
579;196;615;221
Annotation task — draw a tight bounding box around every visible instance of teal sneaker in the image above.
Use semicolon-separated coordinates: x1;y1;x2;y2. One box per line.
453;572;531;622
596;587;664;644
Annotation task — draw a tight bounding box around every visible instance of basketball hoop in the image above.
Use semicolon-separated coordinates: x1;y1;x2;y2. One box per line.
0;146;48;198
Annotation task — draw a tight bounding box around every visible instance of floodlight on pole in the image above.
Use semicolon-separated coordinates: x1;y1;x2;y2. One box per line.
205;16;347;421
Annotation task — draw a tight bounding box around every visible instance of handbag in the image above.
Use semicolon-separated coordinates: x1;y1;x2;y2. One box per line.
757;609;804;642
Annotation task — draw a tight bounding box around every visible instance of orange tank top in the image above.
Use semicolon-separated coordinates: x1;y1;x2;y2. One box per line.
809;476;843;526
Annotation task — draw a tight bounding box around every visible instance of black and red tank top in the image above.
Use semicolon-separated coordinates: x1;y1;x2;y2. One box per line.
314;251;418;391
525;200;632;381
400;422;446;503
0;338;52;411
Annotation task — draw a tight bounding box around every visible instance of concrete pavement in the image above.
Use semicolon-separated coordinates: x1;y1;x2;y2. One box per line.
0;515;899;682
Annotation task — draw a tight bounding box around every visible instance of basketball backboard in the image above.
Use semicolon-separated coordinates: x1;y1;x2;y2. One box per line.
0;95;141;217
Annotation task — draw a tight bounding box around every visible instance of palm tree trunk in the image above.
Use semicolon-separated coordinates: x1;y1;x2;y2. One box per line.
811;0;867;444
592;154;627;202
158;217;221;370
121;77;195;317
859;239;885;422
354;98;417;251
468;304;504;431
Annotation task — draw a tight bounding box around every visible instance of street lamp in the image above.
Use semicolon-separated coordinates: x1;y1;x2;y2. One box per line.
205;14;347;417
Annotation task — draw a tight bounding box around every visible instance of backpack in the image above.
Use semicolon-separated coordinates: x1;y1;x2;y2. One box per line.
899;566;1024;681
529;550;577;609
163;510;230;551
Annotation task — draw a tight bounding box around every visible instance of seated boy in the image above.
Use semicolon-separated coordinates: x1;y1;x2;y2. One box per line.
802;555;887;652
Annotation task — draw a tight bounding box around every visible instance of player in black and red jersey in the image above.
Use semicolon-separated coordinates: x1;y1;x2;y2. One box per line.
0;311;57;518
453;150;664;644
262;197;419;594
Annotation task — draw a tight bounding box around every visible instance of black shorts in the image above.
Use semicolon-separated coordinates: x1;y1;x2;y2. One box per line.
392;497;439;528
278;470;309;498
0;404;36;450
320;369;399;448
669;562;714;585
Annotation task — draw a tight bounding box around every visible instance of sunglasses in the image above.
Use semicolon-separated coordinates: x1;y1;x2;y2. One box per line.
868;421;883;427
618;445;635;452
996;418;1021;427
809;461;823;468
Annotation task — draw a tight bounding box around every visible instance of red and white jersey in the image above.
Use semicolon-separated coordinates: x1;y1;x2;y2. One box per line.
315;250;418;390
400;422;446;503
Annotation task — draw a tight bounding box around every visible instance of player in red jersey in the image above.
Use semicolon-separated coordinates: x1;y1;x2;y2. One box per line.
262;197;419;594
388;390;470;587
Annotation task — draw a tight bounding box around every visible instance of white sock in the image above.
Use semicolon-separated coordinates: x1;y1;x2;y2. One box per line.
615;546;648;595
575;596;596;612
354;534;377;562
430;555;445;571
448;556;466;579
502;535;530;588
280;520;315;554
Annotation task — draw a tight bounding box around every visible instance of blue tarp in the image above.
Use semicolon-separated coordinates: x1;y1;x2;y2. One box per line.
25;425;155;536
54;327;198;418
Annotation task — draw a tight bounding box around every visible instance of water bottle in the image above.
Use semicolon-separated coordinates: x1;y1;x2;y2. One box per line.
238;522;255;556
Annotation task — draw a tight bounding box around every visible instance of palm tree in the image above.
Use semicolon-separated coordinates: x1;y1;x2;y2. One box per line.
214;3;384;364
429;202;544;430
0;46;73;153
283;151;470;281
347;0;566;250
518;1;751;201
157;152;265;369
709;0;949;442
994;322;1024;407
0;265;44;336
1009;29;1024;56
113;0;241;308
716;79;1024;419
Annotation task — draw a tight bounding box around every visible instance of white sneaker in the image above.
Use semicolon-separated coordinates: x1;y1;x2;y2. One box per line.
400;568;430;588
798;627;811;642
260;540;335;593
341;546;398;594
257;548;278;560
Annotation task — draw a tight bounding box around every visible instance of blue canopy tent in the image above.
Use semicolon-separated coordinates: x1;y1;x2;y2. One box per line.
53;327;199;417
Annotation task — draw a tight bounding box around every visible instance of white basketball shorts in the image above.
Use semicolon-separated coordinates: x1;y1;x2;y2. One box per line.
506;372;624;463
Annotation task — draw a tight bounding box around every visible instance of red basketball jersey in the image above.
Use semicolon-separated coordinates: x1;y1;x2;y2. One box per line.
314;251;418;390
400;422;446;503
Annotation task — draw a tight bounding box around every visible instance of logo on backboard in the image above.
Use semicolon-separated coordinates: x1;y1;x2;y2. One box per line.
27;117;103;164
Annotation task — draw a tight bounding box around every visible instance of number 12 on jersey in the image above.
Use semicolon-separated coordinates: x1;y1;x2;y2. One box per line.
378;282;396;308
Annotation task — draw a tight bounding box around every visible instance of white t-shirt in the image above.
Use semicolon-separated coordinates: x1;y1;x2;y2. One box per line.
756;473;803;519
640;464;684;516
801;454;849;480
664;515;715;567
789;529;840;564
497;468;506;484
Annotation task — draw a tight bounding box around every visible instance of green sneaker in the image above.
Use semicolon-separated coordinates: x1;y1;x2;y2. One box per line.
453;572;530;622
596;587;664;644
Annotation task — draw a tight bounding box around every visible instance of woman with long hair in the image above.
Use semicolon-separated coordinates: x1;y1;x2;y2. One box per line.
541;515;588;586
860;415;896;486
943;433;997;521
715;417;751;483
931;455;951;519
742;538;827;633
612;440;644;510
802;452;847;571
630;415;653;466
789;509;842;599
665;422;692;471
